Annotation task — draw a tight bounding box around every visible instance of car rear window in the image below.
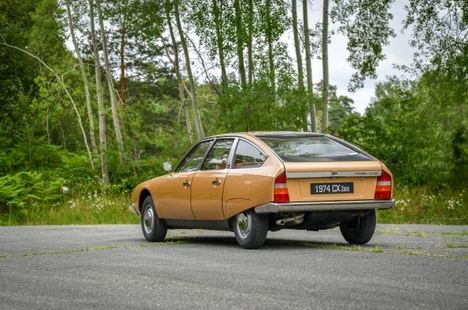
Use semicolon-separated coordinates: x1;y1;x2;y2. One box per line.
257;135;371;162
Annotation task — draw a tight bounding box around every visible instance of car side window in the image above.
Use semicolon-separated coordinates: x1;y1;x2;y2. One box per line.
177;141;212;172
234;140;267;168
202;139;234;170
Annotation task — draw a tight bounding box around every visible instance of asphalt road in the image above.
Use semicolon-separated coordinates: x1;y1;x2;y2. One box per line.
0;224;467;309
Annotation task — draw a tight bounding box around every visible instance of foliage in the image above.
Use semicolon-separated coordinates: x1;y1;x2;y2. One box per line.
332;0;395;90
0;0;466;225
0;171;64;221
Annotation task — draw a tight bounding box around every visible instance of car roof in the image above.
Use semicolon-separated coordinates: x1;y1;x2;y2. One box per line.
206;131;325;139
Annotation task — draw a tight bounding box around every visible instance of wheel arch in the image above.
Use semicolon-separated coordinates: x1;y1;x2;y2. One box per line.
138;189;152;213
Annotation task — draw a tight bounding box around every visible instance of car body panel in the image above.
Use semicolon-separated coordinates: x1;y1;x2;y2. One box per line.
222;156;283;218
191;170;228;220
283;161;383;201
156;172;195;219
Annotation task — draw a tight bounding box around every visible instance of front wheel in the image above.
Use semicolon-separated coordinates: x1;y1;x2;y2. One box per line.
141;196;167;242
339;210;376;245
233;210;269;249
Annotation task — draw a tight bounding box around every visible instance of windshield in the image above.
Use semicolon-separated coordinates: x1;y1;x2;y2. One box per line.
257;135;371;162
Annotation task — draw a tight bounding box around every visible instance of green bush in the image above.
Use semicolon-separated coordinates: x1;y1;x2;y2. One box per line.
0;171;64;221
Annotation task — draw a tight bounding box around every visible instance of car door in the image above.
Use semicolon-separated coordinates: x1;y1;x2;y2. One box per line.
191;139;235;220
157;140;213;219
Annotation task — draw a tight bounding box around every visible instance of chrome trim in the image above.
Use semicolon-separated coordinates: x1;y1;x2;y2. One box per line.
254;200;394;213
287;170;382;179
129;202;139;215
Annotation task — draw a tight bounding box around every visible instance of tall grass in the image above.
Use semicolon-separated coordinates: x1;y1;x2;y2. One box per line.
378;186;467;225
0;193;138;226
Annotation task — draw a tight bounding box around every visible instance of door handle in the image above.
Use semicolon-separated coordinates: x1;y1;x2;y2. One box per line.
182;179;190;188
212;178;221;186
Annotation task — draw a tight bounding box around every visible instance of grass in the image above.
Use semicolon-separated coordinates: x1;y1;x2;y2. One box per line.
445;242;467;249
302;242;384;254
377;186;467;225
442;231;468;236
0;186;466;226
0;193;138;226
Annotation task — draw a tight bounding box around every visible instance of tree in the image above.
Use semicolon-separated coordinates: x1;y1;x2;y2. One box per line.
89;0;109;185
212;0;228;88
233;0;247;89
303;0;317;131
164;0;193;141
173;0;205;139
291;0;304;90
321;0;330;130
96;0;125;163
332;0;395;90
65;0;97;152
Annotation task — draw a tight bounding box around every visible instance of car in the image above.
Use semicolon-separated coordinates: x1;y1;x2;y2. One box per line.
130;132;394;249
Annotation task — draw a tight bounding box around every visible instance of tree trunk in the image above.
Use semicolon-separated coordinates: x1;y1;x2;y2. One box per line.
174;0;205;139
165;2;193;142
292;0;304;91
89;0;109;185
119;14;128;105
265;0;275;94
212;0;228;89
96;0;125;163
233;0;247;88
321;0;330;131
303;0;317;132
65;0;97;152
247;0;254;85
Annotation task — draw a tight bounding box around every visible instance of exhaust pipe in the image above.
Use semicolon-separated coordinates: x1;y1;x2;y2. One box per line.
276;213;305;226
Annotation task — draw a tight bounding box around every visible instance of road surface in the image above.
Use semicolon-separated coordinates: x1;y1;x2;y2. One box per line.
0;224;467;309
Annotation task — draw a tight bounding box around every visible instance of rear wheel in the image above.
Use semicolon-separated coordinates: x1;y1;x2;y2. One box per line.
233;210;269;249
141;196;167;242
340;210;376;245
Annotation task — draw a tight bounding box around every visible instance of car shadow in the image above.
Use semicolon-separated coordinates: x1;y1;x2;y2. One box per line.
162;235;356;250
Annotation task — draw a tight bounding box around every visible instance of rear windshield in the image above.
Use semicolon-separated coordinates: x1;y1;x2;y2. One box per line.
257;135;371;162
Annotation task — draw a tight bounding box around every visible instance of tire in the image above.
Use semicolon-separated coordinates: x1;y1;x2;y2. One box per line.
339;210;376;245
141;196;167;242
233;210;269;249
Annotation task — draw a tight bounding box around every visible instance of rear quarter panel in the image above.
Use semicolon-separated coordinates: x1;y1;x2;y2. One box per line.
223;155;283;218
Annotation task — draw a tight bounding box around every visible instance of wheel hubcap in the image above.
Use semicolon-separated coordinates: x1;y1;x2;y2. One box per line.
143;205;154;234
236;212;252;239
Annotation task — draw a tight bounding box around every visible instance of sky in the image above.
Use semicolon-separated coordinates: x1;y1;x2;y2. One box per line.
303;0;417;113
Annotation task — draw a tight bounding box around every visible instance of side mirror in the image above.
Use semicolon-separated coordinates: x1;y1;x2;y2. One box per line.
163;161;173;173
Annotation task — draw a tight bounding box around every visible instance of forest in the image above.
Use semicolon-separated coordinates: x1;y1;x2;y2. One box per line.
0;0;466;225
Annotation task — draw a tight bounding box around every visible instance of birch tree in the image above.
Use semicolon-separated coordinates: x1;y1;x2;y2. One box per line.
164;0;193;141
322;0;330;130
96;0;125;162
65;0;97;152
89;0;109;185
303;0;317;131
212;0;228;89
174;0;205;139
233;0;247;89
291;0;304;90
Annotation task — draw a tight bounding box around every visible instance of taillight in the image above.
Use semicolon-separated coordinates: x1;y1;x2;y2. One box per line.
274;172;290;203
374;170;392;200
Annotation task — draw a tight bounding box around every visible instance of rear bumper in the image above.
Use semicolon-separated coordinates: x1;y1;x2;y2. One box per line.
254;200;395;214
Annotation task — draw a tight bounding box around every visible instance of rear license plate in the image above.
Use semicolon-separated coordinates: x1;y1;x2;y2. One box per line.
311;182;354;194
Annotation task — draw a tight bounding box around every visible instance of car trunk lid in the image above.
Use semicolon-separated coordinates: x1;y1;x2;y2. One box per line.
283;161;383;202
